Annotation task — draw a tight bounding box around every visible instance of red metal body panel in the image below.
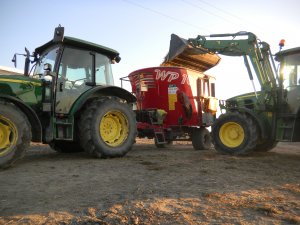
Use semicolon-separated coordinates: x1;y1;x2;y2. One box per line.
128;67;216;127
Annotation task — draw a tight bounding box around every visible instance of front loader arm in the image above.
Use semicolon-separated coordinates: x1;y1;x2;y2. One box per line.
189;32;257;56
188;32;278;92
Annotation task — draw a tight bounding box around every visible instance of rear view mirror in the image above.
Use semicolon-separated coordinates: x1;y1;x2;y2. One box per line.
12;54;17;67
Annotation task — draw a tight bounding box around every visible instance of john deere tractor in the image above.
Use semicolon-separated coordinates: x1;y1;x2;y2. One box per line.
0;26;137;168
165;32;300;154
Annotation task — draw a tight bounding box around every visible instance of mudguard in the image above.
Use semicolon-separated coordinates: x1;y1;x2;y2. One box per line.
69;85;136;116
0;95;42;142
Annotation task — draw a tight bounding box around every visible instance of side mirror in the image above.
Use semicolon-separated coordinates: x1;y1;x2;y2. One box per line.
12;54;17;67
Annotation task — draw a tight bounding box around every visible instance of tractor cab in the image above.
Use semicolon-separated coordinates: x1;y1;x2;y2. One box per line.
276;47;300;114
275;47;300;142
32;30;121;114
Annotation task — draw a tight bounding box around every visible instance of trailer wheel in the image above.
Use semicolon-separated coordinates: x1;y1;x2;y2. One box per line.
212;112;258;155
0;101;31;169
79;98;136;158
192;127;211;150
49;140;84;153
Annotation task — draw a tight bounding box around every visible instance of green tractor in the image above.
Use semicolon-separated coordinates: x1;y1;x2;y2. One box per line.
165;32;300;154
0;26;137;168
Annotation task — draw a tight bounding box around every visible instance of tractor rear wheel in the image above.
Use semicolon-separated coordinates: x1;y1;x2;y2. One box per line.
49;140;84;153
192;127;211;150
212;112;258;155
254;139;278;152
0;101;31;169
79;98;136;158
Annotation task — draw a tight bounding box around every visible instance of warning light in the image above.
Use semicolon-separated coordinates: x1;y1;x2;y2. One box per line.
279;39;285;51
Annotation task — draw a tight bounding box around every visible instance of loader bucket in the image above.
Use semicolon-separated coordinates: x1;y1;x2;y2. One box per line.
161;34;221;72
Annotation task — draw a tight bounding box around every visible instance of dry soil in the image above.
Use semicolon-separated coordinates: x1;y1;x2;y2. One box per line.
0;140;299;225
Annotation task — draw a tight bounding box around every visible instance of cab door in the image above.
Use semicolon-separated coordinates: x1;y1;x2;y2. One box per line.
55;47;93;114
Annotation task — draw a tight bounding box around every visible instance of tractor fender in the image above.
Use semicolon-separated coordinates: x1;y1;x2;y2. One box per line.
69;85;136;116
0;95;42;142
230;108;268;139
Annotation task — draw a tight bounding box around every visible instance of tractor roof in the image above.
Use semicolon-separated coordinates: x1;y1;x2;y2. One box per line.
275;47;300;58
35;36;120;60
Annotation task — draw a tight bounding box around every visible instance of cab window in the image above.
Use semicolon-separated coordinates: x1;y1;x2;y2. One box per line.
95;53;114;85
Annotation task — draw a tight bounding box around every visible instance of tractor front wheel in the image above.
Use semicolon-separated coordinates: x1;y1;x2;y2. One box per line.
212;112;258;155
192;127;211;150
0;101;31;169
79;98;136;158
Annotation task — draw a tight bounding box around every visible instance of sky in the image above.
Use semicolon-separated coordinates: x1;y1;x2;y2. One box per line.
0;0;299;100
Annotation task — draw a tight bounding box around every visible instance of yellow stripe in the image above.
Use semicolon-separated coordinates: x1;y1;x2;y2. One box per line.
0;78;42;86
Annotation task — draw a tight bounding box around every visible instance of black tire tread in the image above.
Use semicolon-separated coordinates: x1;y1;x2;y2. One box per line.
254;140;278;152
0;100;31;169
212;111;258;155
78;98;136;158
192;127;211;150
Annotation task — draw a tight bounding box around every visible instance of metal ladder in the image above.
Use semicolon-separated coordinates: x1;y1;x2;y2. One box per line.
149;110;167;145
154;126;167;145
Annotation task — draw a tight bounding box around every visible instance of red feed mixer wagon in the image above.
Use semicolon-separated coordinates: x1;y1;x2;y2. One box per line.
123;34;221;149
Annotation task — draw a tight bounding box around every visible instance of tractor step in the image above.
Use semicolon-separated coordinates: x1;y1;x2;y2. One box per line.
54;118;74;140
276;113;299;142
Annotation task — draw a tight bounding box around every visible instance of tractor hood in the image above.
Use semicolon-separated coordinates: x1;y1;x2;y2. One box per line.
225;91;260;109
0;75;42;96
161;34;221;72
0;74;43;109
0;74;42;84
227;92;257;101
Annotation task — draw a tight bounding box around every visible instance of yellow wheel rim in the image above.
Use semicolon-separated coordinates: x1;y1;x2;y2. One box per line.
0;116;18;156
219;122;244;148
100;111;129;147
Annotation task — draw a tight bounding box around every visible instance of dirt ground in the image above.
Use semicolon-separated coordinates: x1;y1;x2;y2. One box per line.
0;140;299;225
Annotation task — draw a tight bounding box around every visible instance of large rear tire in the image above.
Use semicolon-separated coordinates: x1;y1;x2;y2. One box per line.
192;127;211;150
212;112;258;155
254;139;278;152
79;98;136;158
0;101;31;169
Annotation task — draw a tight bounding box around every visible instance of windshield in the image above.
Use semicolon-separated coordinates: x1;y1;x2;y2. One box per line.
280;53;300;88
33;47;59;78
57;47;114;87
